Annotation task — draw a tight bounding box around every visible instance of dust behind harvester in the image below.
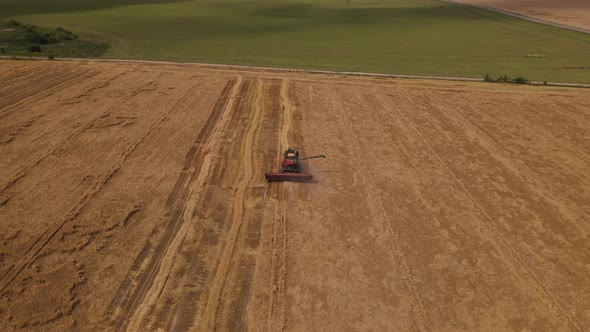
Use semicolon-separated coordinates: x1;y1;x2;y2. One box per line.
265;148;326;182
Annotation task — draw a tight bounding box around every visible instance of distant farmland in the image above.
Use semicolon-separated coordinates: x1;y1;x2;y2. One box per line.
1;0;589;83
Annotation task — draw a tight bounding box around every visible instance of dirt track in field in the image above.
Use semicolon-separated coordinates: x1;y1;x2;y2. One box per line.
454;0;590;31
0;60;589;331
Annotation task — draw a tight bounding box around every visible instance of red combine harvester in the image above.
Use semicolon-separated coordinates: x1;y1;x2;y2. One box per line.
265;148;326;182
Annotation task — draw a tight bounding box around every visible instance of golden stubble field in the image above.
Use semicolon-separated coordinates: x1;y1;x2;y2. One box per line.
0;60;589;331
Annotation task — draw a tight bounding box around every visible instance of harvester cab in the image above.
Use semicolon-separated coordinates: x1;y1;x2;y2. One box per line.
281;148;300;172
266;148;326;182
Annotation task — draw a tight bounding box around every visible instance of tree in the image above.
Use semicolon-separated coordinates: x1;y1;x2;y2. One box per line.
28;44;42;52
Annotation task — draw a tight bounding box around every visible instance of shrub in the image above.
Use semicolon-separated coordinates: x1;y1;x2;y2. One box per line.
8;20;21;27
56;26;77;40
483;73;530;85
48;54;55;60
63;33;77;41
26;31;49;44
543;80;548;85
28;44;42;52
512;76;529;84
497;75;510;83
56;26;73;35
0;47;5;54
47;33;58;43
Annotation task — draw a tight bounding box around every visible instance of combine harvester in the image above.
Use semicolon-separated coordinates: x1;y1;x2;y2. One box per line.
265;148;326;182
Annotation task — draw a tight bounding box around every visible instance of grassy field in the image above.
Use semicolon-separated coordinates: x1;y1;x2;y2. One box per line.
0;0;589;83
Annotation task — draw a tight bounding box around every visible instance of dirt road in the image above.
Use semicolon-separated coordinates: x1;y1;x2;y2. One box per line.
1;60;589;330
452;0;590;32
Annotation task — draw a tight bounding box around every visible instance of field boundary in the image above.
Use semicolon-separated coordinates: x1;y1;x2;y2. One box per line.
2;56;590;88
444;0;590;35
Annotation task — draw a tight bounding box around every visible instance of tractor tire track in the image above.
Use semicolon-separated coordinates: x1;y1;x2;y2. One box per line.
152;78;251;332
0;73;158;193
425;92;590;223
0;74;162;277
278;80;292;151
267;187;288;332
502;97;590;164
547;98;590;129
0;76;191;295
111;76;242;331
0;64;42;83
0;70;128;139
382;92;582;332
0;69;100;120
0;67;72;98
482;95;590;163
328;87;432;331
200;78;264;331
265;79;294;331
0;69;74;105
125;77;246;331
180;78;255;330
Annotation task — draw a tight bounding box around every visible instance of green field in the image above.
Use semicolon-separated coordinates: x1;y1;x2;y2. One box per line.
1;0;589;83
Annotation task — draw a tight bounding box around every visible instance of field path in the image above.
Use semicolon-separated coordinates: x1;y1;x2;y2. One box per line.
445;0;590;34
332;91;432;330
384;91;580;331
110;76;242;330
0;72;181;294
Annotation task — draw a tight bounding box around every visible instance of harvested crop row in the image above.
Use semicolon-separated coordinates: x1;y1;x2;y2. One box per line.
0;60;588;331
